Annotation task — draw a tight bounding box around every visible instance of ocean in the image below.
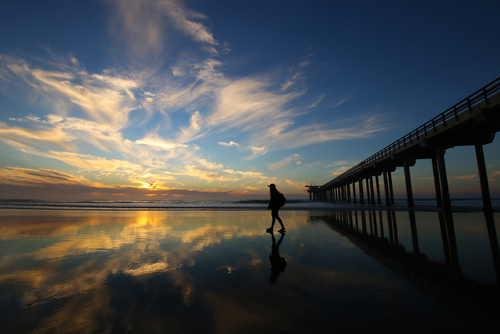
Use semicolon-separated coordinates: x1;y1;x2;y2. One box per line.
1;197;499;211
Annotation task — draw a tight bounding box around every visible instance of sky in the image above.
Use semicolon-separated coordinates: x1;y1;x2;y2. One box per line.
1;0;500;201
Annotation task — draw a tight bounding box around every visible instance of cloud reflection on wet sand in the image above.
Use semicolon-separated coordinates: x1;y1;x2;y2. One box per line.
0;209;489;333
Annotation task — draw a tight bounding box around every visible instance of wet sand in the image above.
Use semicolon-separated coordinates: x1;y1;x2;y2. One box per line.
0;209;499;333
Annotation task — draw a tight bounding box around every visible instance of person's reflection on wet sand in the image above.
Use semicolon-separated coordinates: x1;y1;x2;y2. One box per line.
268;230;287;283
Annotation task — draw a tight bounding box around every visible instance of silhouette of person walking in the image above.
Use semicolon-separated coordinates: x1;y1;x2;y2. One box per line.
268;230;287;283
267;183;285;232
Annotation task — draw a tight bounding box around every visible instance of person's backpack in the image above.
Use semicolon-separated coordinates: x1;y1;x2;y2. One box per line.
278;193;286;207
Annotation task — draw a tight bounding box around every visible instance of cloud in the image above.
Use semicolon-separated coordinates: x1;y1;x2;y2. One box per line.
329;166;352;176
0;167;94;187
307;161;320;169
308;94;324;109
107;0;218;60
252;114;388;150
162;1;218;45
30;151;144;173
455;174;477;180
210;77;302;133
243;146;268;160
284;179;308;190
177;111;207;143
0;121;76;151
180;165;233;183
268;154;301;170
1;54;139;129
324;161;351;168
281;72;303;91
197;159;223;170
218;141;240;148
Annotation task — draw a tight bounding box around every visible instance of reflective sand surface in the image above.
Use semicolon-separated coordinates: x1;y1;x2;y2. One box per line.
0;209;499;333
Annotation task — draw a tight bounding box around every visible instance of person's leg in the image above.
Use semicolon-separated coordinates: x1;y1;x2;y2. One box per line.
272;210;285;231
268;210;276;230
277;217;284;229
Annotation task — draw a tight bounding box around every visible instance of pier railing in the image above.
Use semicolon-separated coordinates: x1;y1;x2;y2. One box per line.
323;76;500;187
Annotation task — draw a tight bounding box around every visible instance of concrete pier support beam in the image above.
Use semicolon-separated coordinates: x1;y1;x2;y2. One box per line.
475;144;493;211
365;178;371;204
383;170;390;205
352;181;357;204
403;159;414;208
436;148;452;210
347;183;351;203
359;178;365;204
431;158;443;207
375;175;381;204
388;170;395;205
369;176;375;205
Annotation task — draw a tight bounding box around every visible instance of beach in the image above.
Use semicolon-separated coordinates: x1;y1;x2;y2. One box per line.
1;206;499;333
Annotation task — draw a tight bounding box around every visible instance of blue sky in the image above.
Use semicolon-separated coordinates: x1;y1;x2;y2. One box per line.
1;0;500;200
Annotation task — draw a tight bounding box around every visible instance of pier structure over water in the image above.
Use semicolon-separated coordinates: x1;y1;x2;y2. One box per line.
307;77;500;211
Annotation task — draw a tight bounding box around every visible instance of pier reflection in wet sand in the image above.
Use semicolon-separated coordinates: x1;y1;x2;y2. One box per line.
0;209;499;333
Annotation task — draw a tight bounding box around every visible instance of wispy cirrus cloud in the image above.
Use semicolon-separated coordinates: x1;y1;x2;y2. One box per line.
210;77;303;133
106;0;218;60
284;179;308;190
324;161;351;168
218;141;240;148
268;154;302;170
0;167;91;187
1;55;140;128
455;174;477;180
329;166;352;176
251;114;388;150
0;121;76;151
243;146;268;160
28;151;144;173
